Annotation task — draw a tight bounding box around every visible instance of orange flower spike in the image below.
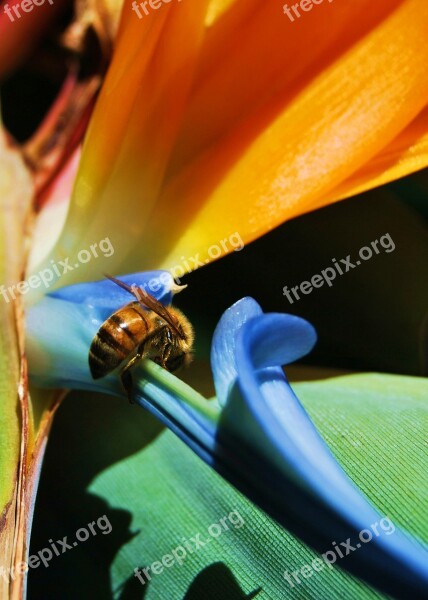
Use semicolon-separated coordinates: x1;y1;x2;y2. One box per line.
141;0;428;268
36;0;428;287
326;108;428;204
55;0;211;275
168;1;404;175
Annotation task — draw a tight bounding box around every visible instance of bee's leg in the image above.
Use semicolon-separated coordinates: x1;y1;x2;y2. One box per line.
161;344;173;367
157;327;173;367
147;326;172;369
120;352;143;404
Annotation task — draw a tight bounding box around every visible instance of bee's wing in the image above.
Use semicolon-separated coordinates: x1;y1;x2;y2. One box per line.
105;273;183;339
132;286;184;339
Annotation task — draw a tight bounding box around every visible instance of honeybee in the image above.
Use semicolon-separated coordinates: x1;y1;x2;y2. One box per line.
89;274;194;401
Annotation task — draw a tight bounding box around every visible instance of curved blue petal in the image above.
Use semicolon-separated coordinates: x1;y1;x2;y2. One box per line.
211;296;317;405
210;297;263;405
211;298;428;599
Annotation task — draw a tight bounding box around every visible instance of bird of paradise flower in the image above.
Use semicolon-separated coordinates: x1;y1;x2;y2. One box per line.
1;0;428;598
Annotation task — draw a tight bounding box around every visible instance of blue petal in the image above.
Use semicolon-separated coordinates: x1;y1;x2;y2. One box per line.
210;297;263;405
210;299;428;598
211;296;317;405
48;271;174;324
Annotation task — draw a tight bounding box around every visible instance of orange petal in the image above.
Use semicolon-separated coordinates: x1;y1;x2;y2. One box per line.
167;0;403;176
322;107;428;205
41;0;428;284
139;0;428;269
205;0;240;26
51;1;210;284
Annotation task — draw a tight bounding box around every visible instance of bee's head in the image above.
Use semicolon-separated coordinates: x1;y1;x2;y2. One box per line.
154;306;194;372
168;307;194;343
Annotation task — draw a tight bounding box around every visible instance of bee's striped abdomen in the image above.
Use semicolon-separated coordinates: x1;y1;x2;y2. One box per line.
89;303;148;379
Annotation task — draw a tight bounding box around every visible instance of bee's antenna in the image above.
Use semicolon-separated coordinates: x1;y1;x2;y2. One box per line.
104;273;135;296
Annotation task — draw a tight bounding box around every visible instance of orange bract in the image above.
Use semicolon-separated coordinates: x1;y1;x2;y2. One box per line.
42;0;428;284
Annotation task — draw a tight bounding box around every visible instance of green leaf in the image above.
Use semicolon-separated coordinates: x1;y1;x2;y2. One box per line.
0;126;33;598
0;124;61;599
29;371;427;599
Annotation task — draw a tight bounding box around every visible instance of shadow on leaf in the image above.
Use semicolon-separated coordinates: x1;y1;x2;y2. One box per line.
28;390;164;600
183;562;262;600
117;571;150;600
